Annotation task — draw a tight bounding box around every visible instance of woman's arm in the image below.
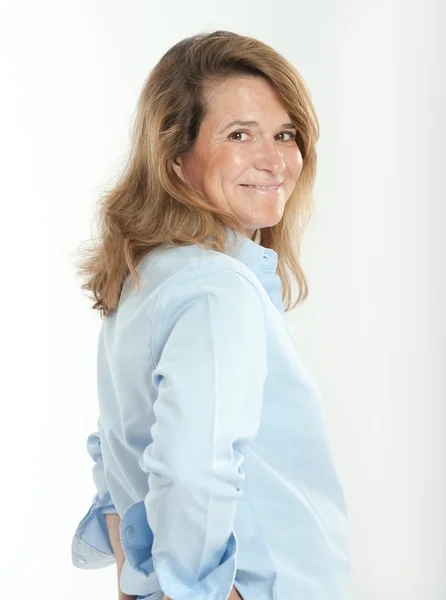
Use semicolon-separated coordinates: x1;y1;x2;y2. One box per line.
105;513;243;600
104;513;138;600
139;267;266;599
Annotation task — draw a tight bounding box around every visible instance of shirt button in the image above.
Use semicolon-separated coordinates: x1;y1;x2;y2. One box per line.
125;525;135;538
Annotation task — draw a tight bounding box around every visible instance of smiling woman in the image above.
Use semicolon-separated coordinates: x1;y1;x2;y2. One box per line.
71;29;350;600
171;77;304;239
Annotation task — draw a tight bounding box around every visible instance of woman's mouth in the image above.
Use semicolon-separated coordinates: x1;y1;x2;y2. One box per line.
240;183;282;194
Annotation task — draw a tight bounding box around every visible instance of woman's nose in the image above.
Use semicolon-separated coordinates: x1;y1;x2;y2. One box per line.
253;136;286;174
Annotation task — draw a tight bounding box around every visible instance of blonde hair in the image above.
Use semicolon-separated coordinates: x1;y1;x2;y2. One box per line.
75;30;320;318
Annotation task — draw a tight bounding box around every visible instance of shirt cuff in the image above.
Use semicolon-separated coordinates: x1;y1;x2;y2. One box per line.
71;491;116;569
101;503;119;514
119;500;237;600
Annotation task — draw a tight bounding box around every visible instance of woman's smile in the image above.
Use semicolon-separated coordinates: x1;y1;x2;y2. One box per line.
172;76;303;237
239;183;283;195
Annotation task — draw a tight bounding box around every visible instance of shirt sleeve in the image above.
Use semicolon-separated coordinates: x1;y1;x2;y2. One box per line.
71;417;117;569
121;266;268;600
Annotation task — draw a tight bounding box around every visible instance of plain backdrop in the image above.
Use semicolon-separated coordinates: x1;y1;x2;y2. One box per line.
0;1;444;599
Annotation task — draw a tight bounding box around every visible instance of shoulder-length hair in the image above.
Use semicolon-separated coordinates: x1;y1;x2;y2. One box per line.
75;30;320;318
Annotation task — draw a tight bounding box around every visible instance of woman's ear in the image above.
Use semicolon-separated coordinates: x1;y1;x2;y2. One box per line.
172;156;187;184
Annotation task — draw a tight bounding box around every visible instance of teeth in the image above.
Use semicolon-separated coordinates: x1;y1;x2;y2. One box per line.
246;185;278;189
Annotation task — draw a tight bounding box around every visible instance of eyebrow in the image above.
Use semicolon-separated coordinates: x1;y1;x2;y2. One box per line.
218;120;297;134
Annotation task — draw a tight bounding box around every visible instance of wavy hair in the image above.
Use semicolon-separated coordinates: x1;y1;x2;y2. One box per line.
75;30;320;317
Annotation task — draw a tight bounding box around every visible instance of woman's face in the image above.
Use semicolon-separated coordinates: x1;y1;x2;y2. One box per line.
172;75;303;239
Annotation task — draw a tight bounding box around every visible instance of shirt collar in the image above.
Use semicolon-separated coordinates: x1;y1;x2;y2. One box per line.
223;227;279;276
222;228;285;315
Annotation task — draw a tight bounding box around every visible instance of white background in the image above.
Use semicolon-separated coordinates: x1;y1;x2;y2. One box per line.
0;1;444;598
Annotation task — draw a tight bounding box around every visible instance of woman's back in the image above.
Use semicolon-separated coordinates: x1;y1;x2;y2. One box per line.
73;232;351;600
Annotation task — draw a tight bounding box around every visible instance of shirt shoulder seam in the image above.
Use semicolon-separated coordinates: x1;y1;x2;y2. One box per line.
149;263;267;371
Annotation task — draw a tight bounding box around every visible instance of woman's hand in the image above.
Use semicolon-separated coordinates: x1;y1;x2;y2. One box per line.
115;550;137;600
228;587;243;600
104;513;138;600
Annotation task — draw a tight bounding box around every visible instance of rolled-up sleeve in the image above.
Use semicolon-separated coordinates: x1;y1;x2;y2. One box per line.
124;266;268;600
71;418;117;569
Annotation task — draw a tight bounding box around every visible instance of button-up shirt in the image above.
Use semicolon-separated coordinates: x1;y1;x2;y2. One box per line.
71;227;351;600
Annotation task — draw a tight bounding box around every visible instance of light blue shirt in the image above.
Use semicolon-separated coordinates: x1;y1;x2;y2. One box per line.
71;228;351;600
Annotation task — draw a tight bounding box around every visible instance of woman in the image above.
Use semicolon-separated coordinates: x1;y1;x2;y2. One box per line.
71;30;351;600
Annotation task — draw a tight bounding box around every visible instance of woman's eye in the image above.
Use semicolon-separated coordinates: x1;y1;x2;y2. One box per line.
229;130;297;142
229;131;248;141
277;131;297;141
